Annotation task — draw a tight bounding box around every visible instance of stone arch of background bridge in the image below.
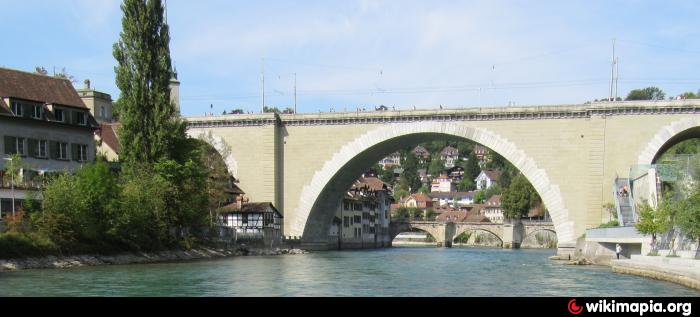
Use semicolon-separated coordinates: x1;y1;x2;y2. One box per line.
452;225;504;244
294;122;574;247
389;222;444;242
637;118;700;165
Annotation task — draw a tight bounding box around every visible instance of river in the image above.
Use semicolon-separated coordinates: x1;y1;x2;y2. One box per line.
0;247;697;296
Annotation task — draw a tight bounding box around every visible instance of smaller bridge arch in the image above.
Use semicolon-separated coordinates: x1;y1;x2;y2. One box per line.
453;224;504;245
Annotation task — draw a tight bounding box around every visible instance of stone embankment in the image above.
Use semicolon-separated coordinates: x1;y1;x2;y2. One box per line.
0;247;308;271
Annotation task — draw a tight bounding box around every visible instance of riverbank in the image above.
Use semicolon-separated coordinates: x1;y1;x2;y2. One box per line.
0;247;308;272
611;255;700;291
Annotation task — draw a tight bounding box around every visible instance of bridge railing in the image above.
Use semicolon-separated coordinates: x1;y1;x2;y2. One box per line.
613;176;624;227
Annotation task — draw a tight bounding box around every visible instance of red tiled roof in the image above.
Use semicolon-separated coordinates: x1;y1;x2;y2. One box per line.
428;191;475;200
441;146;458;156
482;170;501;181
410;193;432;202
218;202;283;218
99;122;121;153
485;195;502;207
0;67;87;109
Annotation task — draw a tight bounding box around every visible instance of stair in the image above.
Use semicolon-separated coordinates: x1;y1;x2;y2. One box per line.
614;178;636;226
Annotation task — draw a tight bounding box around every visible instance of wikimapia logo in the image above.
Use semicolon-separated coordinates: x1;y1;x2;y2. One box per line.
568;299;583;315
568;299;693;316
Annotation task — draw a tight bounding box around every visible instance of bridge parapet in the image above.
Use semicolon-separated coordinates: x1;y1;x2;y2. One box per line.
186;101;700;128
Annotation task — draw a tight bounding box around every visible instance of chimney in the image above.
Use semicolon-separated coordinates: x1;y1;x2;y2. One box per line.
84;79;91;90
236;195;243;210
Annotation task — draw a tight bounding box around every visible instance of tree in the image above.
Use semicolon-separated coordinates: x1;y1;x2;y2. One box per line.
263;106;294;114
35;67;48;75
428;154;444;177
457;178;475;191
626;87;666;101
463;151;481;181
113;0;186;164
2;154;23;217
635;203;667;255
676;187;700;258
195;133;231;227
399;154;421;193
501;175;537;221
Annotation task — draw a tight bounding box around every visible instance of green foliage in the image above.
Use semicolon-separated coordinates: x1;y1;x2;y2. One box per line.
0;232;56;259
463;151;481;181
425;233;436;243
399;154;422;193
394;207;410;219
483;184;503;201
113;0;186;164
393;188;409;202
455;231;472;243
110;164;171;250
457;177;475;191
418;185;431;194
676;187;700;248
598;220;620;228
263;106;294;114
377;164;395;184
428;154;445;177
603;203;617;221
626;87;666;101
501;175;537;220
424;208;436;221
474;191;486;204
636;203;667;237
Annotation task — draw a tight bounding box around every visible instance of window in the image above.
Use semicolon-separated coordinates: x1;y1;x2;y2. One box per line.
75;112;87;125
78;144;88;162
3;136;25;155
343;216;349;228
11;102;23;116
54;142;68;160
32;105;42;119
29;139;48;158
54;109;64;122
99;106;105;119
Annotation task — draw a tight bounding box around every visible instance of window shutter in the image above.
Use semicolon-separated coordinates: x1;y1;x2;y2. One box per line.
28;139;38;158
49;141;57;159
4;136;16;154
22;104;31;119
71;144;79;162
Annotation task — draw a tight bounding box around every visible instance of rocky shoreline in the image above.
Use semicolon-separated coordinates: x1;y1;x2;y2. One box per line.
0;247;308;272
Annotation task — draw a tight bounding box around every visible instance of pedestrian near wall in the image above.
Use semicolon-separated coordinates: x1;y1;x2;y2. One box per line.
616;243;623;260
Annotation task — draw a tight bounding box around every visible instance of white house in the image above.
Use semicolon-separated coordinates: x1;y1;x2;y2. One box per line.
431;175;456;193
482;195;504;223
440;146;459;168
475;170;501;190
379;152;401;169
428;192;475;208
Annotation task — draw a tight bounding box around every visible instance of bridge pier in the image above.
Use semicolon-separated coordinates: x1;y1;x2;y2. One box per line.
502;221;525;249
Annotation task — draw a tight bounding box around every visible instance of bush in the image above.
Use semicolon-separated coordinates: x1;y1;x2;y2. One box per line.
0;232;56;259
598;220;620;228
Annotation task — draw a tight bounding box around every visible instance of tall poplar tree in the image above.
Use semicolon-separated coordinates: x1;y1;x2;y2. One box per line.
113;0;185;164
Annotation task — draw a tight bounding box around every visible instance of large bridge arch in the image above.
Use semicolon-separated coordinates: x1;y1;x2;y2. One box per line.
638;118;700;165
294;122;574;246
188;130;240;179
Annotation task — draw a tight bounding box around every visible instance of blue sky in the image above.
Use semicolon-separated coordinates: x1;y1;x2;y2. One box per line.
1;0;699;116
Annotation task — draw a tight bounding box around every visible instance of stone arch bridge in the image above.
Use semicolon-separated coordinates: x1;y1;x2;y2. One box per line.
185;101;700;256
390;221;556;248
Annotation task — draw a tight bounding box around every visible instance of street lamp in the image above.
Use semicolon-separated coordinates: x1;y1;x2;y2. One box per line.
3;157;15;218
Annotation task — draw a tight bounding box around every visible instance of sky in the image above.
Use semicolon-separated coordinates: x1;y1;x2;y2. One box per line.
1;0;699;116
